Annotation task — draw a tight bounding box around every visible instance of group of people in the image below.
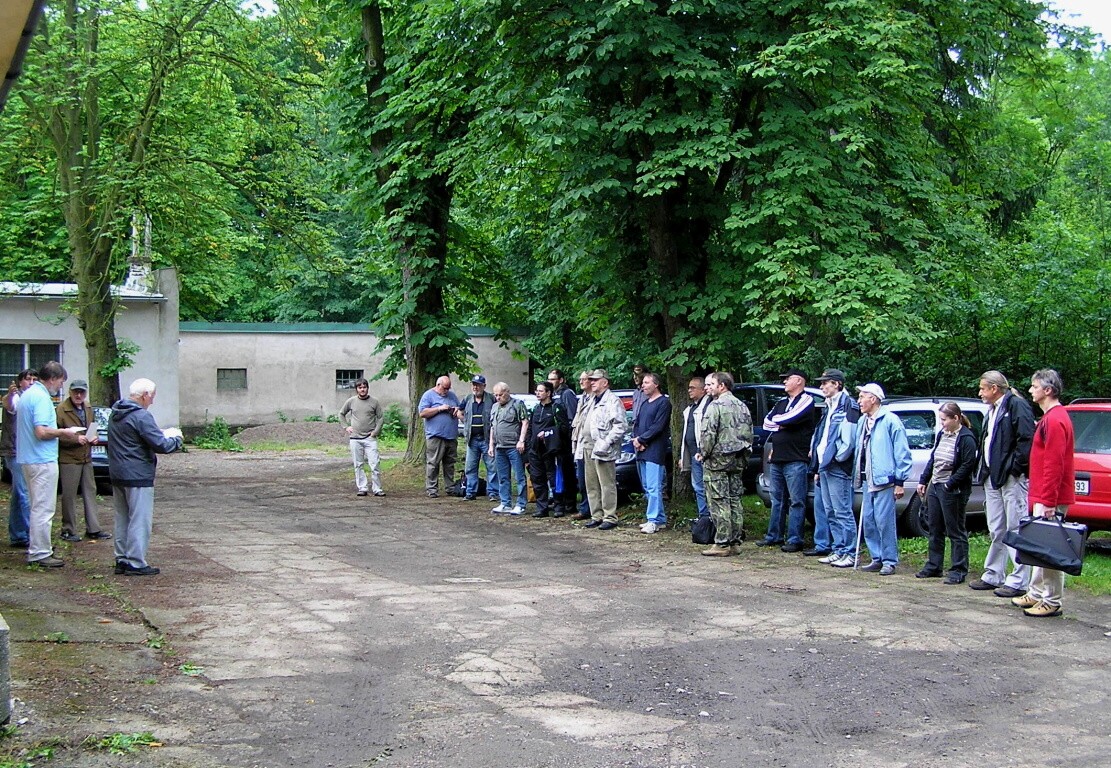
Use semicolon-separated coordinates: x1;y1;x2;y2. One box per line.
688;365;1073;617
402;363;1076;619
1;362;182;575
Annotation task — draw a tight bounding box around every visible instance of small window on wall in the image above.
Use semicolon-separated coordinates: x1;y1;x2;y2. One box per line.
1;342;62;384
336;369;364;390
217;368;248;391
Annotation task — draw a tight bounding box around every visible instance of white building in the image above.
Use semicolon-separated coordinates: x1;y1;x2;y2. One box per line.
177;323;530;428
0;268;180;426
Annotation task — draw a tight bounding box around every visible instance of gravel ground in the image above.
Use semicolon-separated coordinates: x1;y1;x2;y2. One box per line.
233;421;347;446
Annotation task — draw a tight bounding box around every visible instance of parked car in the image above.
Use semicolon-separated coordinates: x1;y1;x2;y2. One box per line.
756;396;991;537
1062;399;1111;533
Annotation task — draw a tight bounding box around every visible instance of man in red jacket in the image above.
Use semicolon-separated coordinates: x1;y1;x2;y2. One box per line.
1013;369;1074;618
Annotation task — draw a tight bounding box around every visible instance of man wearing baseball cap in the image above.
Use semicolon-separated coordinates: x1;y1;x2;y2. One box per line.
460;375;498;501
758;367;818;551
852;382;912;576
56;379;110;542
810;369;860;566
581;369;626;530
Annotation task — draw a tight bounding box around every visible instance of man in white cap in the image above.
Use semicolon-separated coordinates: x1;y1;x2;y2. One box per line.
852;383;912;576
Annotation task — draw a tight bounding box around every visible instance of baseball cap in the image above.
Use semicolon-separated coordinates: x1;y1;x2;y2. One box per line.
588;369;609;380
779;367;808;381
856;382;886;401
69;379;89;391
471;375;486;385
816;369;845;384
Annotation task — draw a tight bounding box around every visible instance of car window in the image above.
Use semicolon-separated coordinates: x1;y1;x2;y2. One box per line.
964;411;984;445
896;410;936;450
736;391;759;424
1071;411;1111;454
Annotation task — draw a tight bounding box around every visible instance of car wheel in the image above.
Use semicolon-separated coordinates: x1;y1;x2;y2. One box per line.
899;492;928;538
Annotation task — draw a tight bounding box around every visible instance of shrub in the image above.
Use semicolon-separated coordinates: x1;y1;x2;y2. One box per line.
193;417;242;451
380;404;408;439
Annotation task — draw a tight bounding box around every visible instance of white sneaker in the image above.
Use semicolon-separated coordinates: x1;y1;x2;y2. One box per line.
491;504;507;514
641;522;659;534
509;506;523;516
818;553;838;564
832;554;855;568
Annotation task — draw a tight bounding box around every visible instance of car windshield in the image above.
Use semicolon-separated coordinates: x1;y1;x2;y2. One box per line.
1071;411;1111;454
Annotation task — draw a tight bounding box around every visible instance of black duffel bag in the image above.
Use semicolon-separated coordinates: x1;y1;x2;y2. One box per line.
1003;515;1088;576
691;516;716;545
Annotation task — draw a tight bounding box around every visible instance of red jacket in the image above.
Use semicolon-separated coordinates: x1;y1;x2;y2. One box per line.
1027;405;1075;508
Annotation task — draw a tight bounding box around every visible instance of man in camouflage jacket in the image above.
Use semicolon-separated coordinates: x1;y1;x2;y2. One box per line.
698;372;753;556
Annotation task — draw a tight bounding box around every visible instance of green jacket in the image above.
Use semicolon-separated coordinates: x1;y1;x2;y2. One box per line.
699;391;753;471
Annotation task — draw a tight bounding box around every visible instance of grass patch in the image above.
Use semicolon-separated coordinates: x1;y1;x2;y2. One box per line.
85;732;161;754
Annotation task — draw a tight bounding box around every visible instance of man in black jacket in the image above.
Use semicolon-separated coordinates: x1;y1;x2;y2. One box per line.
758;368;818;552
108;378;183;576
970;370;1035;597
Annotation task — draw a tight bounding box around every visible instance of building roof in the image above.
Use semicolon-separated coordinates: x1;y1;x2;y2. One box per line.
0;0;44;114
0;281;166;302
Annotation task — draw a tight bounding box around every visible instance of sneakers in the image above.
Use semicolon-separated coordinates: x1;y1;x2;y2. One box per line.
85;531;112;540
641;522;660;534
491;504;507;514
584;520;602;528
29;556;64;568
508;506;523;516
1023;601;1062;618
701;544;732;557
373;490;386;497
832;554;856;568
860;560;882;572
968;578;999;591
356;490;369;497
817;553;839;564
993;586;1027;599
1011;593;1038;609
879;564;896;576
60;532;83;543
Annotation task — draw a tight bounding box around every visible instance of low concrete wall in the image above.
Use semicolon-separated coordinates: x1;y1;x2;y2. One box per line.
0;613;9;724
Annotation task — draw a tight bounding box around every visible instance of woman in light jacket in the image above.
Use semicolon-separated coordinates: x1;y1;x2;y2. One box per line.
915;402;980;584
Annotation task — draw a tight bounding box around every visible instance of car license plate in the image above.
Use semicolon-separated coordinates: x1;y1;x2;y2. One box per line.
91;445;106;458
1075;478;1089;495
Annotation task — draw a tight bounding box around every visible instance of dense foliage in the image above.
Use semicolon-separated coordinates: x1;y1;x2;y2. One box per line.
2;0;1110;401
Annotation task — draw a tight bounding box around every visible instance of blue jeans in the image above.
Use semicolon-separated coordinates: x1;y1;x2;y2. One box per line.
765;461;807;545
7;455;31;544
690;457;709;519
861;486;899;566
819;468;856;556
495;447;527;509
576;458;589;514
637;460;666;525
465;435;498;498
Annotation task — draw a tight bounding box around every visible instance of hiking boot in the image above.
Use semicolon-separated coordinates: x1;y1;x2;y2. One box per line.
993;586;1027;599
1011;593;1039;609
125;565;160;576
701;544;732;557
29;556;64;568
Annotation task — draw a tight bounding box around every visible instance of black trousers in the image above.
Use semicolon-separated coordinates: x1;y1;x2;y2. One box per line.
528;451;558;514
925;483;969;577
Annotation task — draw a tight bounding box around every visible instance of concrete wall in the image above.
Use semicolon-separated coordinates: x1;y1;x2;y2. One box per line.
178;324;530;428
0;268;180;426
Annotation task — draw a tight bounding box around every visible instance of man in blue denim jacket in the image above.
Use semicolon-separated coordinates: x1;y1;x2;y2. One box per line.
852;383;912;576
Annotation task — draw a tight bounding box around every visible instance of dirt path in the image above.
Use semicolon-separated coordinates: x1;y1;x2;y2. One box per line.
1;447;1108;767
